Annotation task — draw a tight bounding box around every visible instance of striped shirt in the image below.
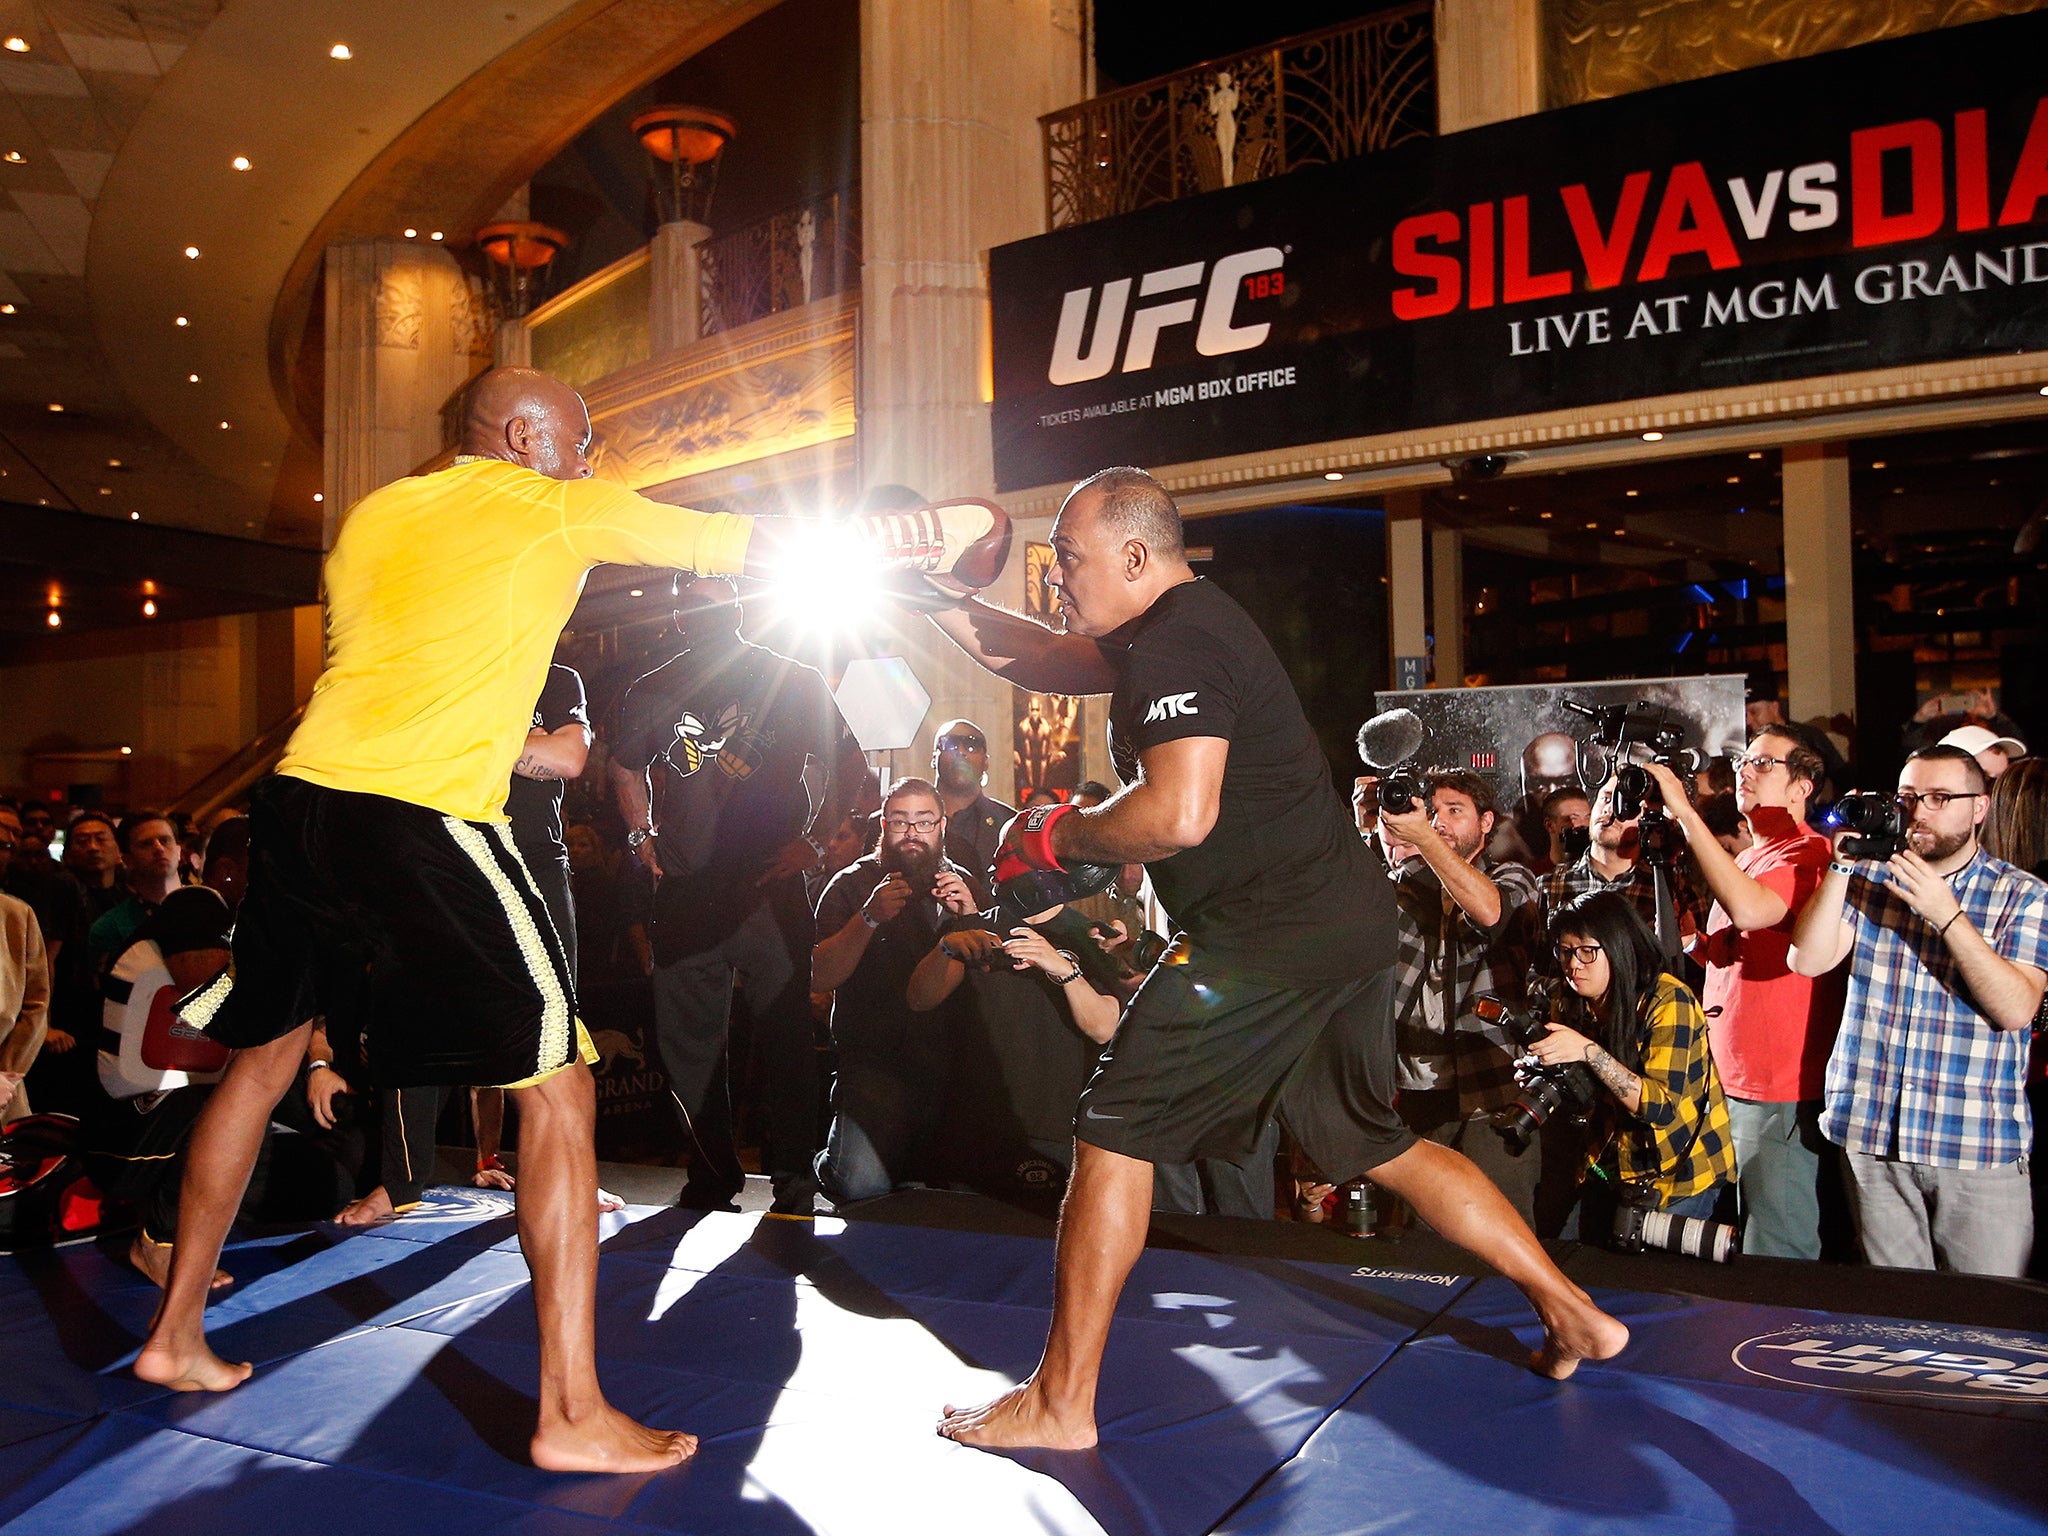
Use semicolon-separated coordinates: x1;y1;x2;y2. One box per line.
1822;849;2048;1168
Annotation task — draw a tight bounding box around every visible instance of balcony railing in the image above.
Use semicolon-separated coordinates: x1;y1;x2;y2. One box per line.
698;186;861;336
1041;5;1435;230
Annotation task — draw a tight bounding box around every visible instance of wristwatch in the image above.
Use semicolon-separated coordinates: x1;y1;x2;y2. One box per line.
626;827;656;849
1049;951;1084;986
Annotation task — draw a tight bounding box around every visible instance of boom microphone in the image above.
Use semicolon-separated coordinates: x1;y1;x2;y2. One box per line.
1357;708;1425;770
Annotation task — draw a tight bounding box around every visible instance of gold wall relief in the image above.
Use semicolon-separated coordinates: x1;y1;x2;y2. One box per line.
582;289;856;493
527;250;652;389
1544;0;2046;107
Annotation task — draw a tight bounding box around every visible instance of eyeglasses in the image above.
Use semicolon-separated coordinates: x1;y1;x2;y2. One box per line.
1554;941;1606;966
1894;790;1984;814
1731;753;1791;774
883;815;942;834
935;735;985;754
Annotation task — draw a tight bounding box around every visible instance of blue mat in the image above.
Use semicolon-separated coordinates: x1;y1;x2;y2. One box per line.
0;1190;1465;1536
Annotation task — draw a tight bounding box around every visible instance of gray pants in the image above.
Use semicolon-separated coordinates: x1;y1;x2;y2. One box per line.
1728;1097;1827;1259
1841;1148;2034;1277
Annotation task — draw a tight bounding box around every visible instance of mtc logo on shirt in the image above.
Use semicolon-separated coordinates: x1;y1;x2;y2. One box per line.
1145;692;1200;723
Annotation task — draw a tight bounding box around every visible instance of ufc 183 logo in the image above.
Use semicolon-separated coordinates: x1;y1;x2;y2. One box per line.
1049;248;1285;385
1145;693;1200;723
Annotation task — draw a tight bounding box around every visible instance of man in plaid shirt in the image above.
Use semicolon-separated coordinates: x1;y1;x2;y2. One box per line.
1543;775;1709;968
1791;744;2048;1277
1380;769;1547;1222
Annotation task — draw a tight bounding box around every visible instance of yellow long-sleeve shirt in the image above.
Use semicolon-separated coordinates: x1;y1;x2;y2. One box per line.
279;459;753;823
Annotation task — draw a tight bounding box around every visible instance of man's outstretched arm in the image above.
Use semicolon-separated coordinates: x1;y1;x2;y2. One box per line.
924;597;1118;697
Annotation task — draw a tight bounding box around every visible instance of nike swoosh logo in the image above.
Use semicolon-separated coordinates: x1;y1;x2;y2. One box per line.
1083;1106;1121;1121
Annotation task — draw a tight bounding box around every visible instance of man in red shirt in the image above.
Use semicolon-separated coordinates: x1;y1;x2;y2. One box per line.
1645;724;1846;1257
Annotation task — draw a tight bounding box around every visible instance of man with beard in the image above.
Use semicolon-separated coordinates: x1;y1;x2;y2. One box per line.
1378;769;1547;1221
931;719;1012;906
1791;743;2048;1277
924;466;1625;1453
610;575;862;1213
809;777;980;1202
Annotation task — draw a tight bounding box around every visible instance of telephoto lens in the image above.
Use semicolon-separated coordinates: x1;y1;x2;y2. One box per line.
1611;1196;1740;1263
1342;1182;1376;1237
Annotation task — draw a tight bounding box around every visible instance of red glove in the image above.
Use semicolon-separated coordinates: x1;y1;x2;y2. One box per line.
993;803;1075;887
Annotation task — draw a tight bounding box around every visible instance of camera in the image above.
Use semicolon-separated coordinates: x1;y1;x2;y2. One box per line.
1564;699;1706;870
1828;789;1905;860
1474;995;1599;1156
1356;708;1426;815
1610;1183;1740;1264
1379;768;1425;815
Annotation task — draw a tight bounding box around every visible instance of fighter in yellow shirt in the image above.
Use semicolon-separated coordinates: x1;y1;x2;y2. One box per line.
138;368;1009;1476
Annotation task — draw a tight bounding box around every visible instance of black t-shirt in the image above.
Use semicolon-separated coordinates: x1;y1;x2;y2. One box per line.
1105;578;1395;984
814;854;964;1049
505;664;588;859
615;642;847;952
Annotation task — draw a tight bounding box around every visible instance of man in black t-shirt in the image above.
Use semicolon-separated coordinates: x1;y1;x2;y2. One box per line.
609;576;859;1212
925;467;1628;1452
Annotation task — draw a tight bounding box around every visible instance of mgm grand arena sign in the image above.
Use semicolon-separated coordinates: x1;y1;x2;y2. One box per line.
988;12;2048;492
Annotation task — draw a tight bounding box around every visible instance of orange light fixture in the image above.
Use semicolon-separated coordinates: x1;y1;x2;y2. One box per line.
632;105;736;226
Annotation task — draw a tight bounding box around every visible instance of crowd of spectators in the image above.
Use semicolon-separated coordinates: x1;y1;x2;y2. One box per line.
3;654;2042;1290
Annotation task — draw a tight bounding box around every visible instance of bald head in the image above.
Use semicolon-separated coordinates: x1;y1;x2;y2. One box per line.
461;367;594;481
1046;466;1194;637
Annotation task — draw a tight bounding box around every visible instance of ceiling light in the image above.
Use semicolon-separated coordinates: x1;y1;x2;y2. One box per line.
1538;511;1552;519
1584;520;1599;529
174;315;189;327
403;227;418;239
0;303;14;314
107;458;121;467
429;230;444;241
143;581;157;598
231;155;251;171
183;245;200;259
45;610;62;628
2039;384;2048;397
1747;450;1763;459
187;373;200;383
1641;431;1663;442
129;511;139;520
1322;471;1344;482
4;37;27;53
1624;488;1638;497
2;151;23;165
628;588;645;598
1726;475;1740;483
142;599;157;617
1871;460;1887;469
218;420;231;430
97;486;110;495
329;42;352;59
46;402;61;412
119;746;132;756
313;492;324;503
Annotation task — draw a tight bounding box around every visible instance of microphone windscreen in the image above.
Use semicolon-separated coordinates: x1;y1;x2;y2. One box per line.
1357;708;1425;769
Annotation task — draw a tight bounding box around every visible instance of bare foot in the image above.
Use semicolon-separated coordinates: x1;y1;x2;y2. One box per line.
530;1401;696;1473
133;1336;254;1393
1532;1288;1630;1380
937;1378;1097;1450
334;1187;395;1227
127;1234;232;1292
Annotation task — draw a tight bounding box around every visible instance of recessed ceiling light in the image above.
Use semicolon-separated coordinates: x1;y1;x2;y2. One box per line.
429;230;444;241
231;155;251;171
3;151;24;165
4;38;28;54
129;511;140;520
97;486;110;495
1892;485;1904;494
174;315;189;327
329;42;352;59
1726;475;1740;484
1538;511;1552;520
107;458;121;467
0;303;14;314
1584;521;1599;530
187;373;200;383
1322;471;1343;482
1624;488;1638;497
2039;384;2048;397
218;420;230;430
1871;460;1887;469
1641;431;1663;442
1747;450;1763;459
119;746;132;756
313;492;324;503
403;227;417;239
44;610;60;628
183;245;200;259
629;588;645;598
142;599;158;617
45;402;61;411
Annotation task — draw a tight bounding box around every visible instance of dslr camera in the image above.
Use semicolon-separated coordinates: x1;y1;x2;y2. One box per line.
1562;699;1707;869
1611;1183;1741;1264
1356;708;1427;815
1474;995;1599;1156
1827;789;1905;860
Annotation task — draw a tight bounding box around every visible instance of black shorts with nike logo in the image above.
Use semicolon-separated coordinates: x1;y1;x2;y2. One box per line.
184;775;580;1089
1073;957;1414;1184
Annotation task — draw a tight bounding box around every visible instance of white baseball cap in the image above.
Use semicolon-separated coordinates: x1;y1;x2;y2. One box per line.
1940;724;2027;759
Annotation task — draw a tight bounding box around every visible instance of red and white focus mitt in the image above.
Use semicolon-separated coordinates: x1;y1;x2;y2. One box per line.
854;498;1013;607
993;803;1075;888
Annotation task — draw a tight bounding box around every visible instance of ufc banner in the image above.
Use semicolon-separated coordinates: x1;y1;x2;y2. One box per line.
989;13;2048;492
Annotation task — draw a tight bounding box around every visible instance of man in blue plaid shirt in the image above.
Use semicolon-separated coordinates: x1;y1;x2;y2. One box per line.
1791;744;2048;1277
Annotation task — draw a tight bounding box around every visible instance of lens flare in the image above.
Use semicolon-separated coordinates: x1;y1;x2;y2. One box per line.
765;520;884;638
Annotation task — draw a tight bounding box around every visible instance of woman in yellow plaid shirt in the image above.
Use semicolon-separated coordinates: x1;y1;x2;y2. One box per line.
1529;890;1737;1223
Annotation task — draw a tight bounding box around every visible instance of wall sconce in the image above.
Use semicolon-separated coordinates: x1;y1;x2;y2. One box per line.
475;221;569;318
632;105;737;227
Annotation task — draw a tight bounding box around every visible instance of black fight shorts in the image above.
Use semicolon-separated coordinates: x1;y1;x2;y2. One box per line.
184;776;586;1090
1074;958;1414;1185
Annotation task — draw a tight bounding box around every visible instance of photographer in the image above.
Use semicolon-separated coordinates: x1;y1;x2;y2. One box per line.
1527;892;1735;1225
1790;744;2048;1277
1542;774;1708;968
811;779;981;1204
1379;769;1547;1221
1637;726;1847;1259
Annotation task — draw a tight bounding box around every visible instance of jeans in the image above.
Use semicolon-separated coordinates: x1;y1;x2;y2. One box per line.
814;1053;945;1205
1841;1148;2034;1277
1726;1097;1826;1259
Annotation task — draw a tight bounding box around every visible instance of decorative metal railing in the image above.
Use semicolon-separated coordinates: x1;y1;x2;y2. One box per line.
1040;6;1435;229
698;186;861;335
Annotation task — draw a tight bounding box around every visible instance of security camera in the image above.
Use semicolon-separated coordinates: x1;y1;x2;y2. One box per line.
1446;454;1519;482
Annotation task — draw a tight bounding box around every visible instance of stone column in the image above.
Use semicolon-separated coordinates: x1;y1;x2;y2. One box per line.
1385;491;1428;687
649;219;712;354
323;239;493;543
859;0;1085;802
1431;526;1465;687
1435;0;1543;131
1782;443;1856;730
